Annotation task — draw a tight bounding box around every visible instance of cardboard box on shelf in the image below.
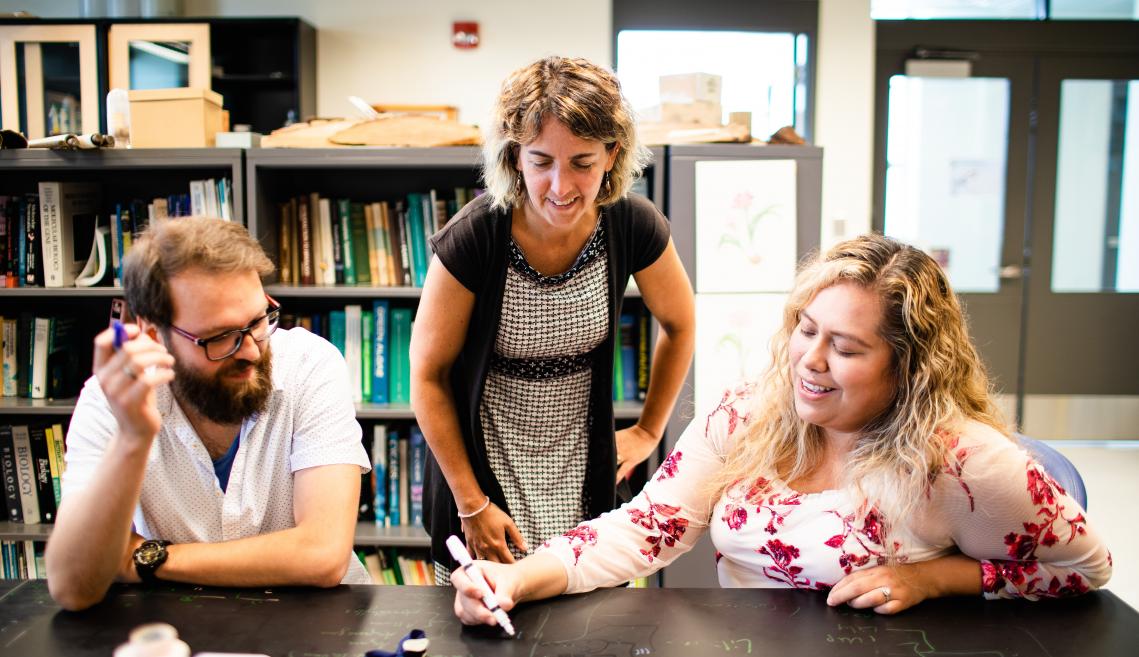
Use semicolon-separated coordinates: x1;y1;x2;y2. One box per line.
659;72;722;105
661;100;723;126
128;88;225;148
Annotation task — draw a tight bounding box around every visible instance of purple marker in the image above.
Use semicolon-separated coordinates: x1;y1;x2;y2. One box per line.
112;320;127;350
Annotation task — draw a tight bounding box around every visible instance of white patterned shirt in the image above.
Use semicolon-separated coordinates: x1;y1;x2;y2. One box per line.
63;327;372;584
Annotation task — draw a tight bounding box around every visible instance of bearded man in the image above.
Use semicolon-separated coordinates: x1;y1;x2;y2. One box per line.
46;217;370;610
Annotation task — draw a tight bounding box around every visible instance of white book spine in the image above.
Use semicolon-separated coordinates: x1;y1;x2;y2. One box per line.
319;198;336;285
29;317;50;399
345;304;363;403
37;183;64;288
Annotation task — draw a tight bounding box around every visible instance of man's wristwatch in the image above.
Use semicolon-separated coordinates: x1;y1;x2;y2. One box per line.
133;539;171;583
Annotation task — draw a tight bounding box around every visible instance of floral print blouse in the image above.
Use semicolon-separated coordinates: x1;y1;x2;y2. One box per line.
541;384;1112;599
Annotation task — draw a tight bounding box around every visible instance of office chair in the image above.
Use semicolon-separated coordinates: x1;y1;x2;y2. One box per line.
1015;433;1088;510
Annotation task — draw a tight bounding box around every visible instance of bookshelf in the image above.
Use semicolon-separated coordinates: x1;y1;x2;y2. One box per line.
1;145;666;580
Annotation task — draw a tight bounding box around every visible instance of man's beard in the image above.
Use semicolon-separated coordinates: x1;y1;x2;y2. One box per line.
171;344;274;425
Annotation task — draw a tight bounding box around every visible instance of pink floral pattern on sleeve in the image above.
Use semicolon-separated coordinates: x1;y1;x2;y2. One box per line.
655;450;682;481
704;383;755;438
627;494;690;563
558;525;599;565
980;458;1094;599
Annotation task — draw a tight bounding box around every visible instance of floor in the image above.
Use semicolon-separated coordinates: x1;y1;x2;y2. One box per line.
1053;441;1139;610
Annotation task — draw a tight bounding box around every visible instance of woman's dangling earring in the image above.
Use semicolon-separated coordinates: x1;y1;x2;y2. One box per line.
603;170;612;196
514;171;524;198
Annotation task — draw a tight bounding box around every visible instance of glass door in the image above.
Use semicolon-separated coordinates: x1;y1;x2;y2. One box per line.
1021;57;1139;438
875;51;1035;414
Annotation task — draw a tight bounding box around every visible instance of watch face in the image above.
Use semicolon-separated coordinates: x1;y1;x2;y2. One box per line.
136;541;166;566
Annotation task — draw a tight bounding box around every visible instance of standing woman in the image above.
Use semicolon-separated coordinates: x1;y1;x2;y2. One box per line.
410;56;695;582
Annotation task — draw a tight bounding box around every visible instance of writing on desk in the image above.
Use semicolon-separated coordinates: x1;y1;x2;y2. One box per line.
826;624;878;645
658;638;755;653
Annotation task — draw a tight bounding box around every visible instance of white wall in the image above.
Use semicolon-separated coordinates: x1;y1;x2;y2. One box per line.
815;0;875;243
183;0;611;127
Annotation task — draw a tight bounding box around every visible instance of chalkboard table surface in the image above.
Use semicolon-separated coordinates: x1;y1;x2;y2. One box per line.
1;580;1136;656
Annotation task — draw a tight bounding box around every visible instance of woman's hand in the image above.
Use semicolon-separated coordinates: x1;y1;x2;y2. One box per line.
451;559;519;628
93;324;175;449
460;502;529;563
827;564;930;614
615;424;659;483
827;555;982;614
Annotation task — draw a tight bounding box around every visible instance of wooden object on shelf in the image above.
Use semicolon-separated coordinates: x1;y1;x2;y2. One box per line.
263;115;481;148
108;23;211;92
128;87;224;148
369;104;459;121
330;115;481;147
0;24;100;139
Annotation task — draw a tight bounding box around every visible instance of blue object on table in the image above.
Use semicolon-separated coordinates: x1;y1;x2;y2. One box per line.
1016;433;1088;510
365;629;428;657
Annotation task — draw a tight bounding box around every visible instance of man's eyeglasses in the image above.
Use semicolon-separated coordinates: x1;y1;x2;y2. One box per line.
169;295;282;361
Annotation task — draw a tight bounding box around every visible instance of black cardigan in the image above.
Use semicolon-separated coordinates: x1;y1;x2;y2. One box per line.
422;193;671;568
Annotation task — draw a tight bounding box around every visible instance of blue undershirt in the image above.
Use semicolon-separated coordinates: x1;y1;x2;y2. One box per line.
212;434;241;493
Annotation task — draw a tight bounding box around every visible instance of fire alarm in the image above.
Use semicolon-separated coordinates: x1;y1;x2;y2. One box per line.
452;21;479;49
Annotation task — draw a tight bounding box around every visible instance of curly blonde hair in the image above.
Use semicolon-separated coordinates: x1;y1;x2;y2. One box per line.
481;56;650;211
714;234;1009;549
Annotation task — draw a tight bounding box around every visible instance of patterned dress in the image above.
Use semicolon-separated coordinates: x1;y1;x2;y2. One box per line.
539;383;1113;600
435;217;609;584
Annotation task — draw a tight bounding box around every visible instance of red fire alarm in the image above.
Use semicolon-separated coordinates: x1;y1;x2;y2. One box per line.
452;21;479;49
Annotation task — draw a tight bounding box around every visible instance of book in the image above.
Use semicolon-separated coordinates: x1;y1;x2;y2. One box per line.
50;423;66;478
0;425;22;522
361;308;373;402
619;313;638;401
387;430;401;526
363;203;381;285
47;316;80;399
372;425;388;527
398;436;409;527
277;201;294;285
350;202;371;285
391;201;411;286
0;196;10;287
296;197;314;285
370;300;389;404
409;426;426;528
15;314;32;398
344;305;363;404
1;318;16;397
109;200;122;286
44;425;63;512
405;194;427;287
23;193;42;287
11;425;40;524
317;196;336;286
387;308;412;404
337;199;357;285
37;182;100;287
329;310;346;356
27;426;56;523
29;317;50;399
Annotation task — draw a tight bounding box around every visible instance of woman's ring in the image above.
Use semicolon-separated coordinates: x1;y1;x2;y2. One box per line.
122;364;139;380
881;586;891;603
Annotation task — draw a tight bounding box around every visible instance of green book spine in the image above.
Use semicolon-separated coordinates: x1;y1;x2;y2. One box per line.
350;203;371;285
337;199;356;285
361;309;373;401
388;308;412;404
